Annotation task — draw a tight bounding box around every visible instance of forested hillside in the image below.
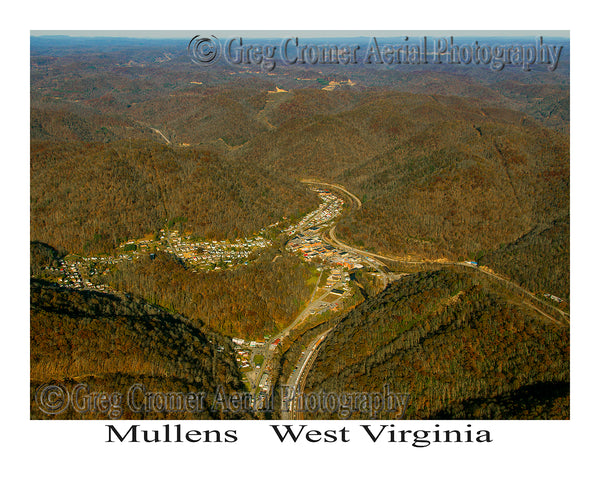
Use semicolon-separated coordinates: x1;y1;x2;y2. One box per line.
105;249;315;339
31;42;570;303
479;214;569;301
31;140;318;254
237;90;569;301
31;279;250;419
30;37;570;421
304;270;569;420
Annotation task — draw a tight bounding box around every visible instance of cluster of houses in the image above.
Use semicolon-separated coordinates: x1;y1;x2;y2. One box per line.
231;342;258;370
44;258;112;292
158;229;271;269
44;187;361;307
232;338;267;369
43;222;271;293
235;349;252;370
96;187;348;277
284;188;344;236
284;188;365;269
45;258;83;288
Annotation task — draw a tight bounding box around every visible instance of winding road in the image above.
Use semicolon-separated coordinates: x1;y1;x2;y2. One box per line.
278;179;570;418
253;180;569;417
310;181;569;325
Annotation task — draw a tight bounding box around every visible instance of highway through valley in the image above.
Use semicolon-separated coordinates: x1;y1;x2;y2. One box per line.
246;180;569;417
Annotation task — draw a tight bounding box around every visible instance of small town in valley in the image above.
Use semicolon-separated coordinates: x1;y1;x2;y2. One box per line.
41;187;363;293
38;185;375;408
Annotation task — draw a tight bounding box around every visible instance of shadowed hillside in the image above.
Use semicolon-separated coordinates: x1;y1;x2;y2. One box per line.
31;279;251;420
304;270;569;420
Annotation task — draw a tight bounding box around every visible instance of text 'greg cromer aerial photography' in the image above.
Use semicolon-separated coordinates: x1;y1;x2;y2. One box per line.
30;31;569;422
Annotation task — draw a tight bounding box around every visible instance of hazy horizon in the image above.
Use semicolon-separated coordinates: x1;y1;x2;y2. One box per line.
31;30;570;40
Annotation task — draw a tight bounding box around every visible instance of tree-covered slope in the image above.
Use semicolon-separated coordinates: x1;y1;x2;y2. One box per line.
304;270;569;420
31;279;251;419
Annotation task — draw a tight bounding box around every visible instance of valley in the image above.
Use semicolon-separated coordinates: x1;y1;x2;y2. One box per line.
29;34;570;420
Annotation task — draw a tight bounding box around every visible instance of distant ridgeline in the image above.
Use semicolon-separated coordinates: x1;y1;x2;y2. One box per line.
30;36;569;421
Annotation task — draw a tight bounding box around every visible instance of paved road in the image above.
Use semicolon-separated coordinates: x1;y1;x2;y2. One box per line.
323;226;391;288
301;179;363;208
311;182;569;325
250;272;347;398
255;180;569;415
283;328;333;420
150;127;171;145
276;180;570;420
